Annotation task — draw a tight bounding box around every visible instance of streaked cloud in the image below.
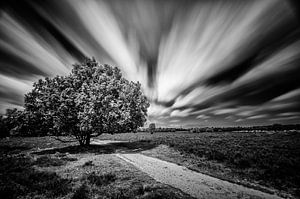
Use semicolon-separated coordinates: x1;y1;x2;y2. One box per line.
196;115;210;120
170;109;193;118
0;0;299;126
212;109;236;115
247;114;269;120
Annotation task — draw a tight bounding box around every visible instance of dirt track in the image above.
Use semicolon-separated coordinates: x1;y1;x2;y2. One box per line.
116;153;282;199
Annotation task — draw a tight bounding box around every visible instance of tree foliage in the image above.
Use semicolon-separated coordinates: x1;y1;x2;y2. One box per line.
24;58;149;145
0;108;26;137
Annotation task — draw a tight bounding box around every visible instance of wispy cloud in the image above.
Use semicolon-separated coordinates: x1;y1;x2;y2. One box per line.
196;115;210;120
170;109;193;118
212;109;236;115
247;114;269;120
269;116;300;121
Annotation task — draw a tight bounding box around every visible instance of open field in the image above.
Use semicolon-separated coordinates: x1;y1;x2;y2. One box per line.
1;131;299;198
0;137;192;199
99;131;300;198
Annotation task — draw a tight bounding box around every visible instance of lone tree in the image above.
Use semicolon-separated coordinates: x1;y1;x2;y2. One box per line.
24;58;150;146
149;123;155;134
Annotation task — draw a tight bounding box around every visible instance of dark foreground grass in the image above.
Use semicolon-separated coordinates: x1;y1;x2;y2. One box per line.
35;154;77;167
0;136;76;155
72;183;90;199
0;137;193;199
100;131;300;198
0;155;72;199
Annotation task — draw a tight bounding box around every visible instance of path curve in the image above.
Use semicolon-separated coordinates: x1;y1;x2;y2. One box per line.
116;153;282;199
91;139;127;145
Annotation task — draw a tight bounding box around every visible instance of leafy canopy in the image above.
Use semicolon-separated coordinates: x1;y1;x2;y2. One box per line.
24;58;150;145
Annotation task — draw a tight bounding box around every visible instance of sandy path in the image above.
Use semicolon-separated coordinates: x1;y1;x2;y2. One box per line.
91;139;127;145
116;153;282;199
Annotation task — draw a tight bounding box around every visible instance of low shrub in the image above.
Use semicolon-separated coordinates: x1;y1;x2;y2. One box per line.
83;160;94;167
86;172;116;186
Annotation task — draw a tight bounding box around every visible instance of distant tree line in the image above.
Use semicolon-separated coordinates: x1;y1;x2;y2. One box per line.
137;124;300;133
138;126;189;133
189;124;300;133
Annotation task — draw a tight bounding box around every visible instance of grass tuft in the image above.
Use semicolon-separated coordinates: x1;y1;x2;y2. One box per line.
86;172;116;186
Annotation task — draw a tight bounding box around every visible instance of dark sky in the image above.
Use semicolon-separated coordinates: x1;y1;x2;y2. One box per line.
0;0;299;127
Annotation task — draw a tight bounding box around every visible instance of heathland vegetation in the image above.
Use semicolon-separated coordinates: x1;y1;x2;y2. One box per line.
1;131;299;198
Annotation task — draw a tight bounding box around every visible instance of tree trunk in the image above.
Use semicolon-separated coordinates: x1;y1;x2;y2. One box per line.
77;132;91;146
79;139;84;146
85;133;90;146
